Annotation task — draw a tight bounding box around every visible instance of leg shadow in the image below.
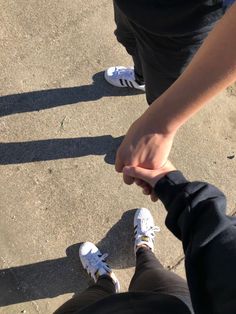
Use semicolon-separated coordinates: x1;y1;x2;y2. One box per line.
0;135;124;165
67;209;136;271
0;210;136;307
0;243;86;307
0;72;144;117
97;208;137;269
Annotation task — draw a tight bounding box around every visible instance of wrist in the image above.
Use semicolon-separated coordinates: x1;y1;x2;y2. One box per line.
144;96;180;135
150;162;177;187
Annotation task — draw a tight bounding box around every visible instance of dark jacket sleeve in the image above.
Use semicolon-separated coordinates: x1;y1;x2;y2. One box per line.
154;171;236;314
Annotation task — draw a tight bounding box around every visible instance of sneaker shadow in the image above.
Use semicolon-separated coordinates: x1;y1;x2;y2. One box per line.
0;211;136;307
1;243;88;307
98;209;137;269
67;209;136;272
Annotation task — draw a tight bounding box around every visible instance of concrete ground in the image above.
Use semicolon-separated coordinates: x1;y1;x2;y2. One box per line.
0;1;235;313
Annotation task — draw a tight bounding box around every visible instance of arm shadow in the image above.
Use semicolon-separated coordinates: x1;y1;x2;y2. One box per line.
0;71;143;117
0;209;136;307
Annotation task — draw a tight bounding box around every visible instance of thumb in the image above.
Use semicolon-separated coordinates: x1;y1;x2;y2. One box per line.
115;152;124;173
123;166;153;186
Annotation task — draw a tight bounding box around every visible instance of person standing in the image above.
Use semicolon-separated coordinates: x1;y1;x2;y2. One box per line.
103;1;236;183
54;161;236;313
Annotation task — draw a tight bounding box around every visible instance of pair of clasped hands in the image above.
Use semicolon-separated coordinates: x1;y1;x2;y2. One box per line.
114;1;236;196
115;102;177;202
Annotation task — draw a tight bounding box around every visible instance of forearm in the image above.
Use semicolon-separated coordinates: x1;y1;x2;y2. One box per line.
146;2;236;134
155;172;236;313
155;172;229;246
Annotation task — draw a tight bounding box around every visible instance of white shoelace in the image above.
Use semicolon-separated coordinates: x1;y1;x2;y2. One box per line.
113;67;134;80
137;218;160;240
85;252;109;276
143;226;160;239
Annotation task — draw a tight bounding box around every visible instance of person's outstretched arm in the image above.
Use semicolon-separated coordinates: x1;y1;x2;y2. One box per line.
124;163;236;314
116;2;236;184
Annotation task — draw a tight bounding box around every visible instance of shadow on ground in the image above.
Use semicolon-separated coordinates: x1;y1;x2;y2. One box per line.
0;135;124;165
0;70;142;165
97;209;136;268
0;71;143;117
0;209;136;306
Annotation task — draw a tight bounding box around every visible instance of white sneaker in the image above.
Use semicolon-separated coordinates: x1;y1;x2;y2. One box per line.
104;66;145;91
134;208;160;253
79;242;120;292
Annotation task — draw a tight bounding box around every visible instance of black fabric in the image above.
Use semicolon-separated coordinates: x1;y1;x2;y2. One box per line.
154;171;236;314
54;276;116;314
114;0;224;36
113;1;212;103
77;293;191;314
55;247;192;314
129;248;193;311
113;1;144;85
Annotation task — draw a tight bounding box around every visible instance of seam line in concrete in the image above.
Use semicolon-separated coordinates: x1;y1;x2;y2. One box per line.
167;255;185;271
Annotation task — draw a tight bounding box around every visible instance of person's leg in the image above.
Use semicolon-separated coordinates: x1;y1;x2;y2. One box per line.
105;1;145;90
113;1;144;83
54;275;116;314
131;208;193;313
129;247;193;312
130;23;212;104
54;242;119;314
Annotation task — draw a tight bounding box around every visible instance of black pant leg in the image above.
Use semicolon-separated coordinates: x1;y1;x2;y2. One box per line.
54;276;116;314
129;248;193;312
131;25;210;103
113;1;144;83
